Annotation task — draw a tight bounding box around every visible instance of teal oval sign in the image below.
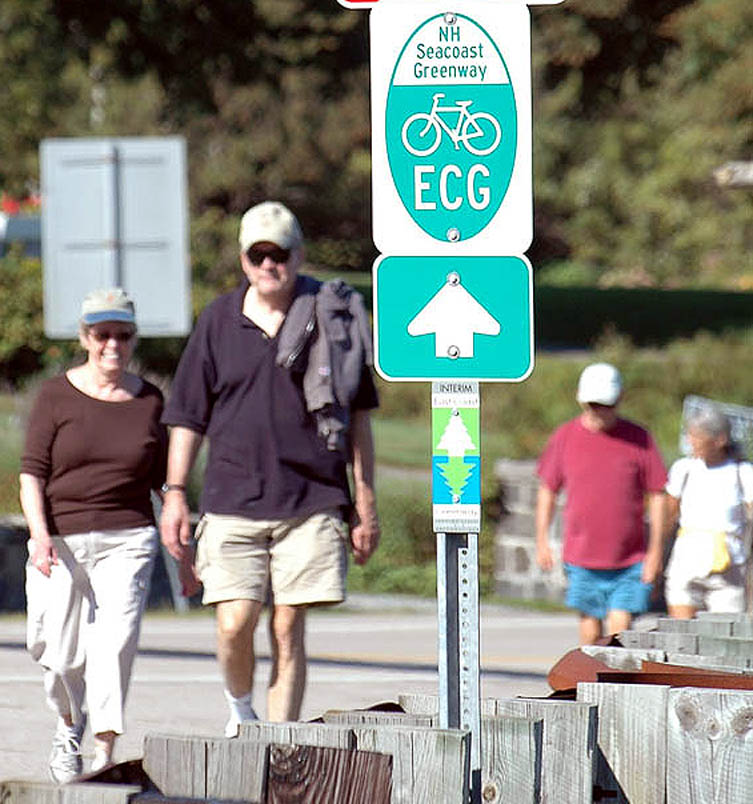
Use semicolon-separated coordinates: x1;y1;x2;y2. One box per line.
385;13;517;243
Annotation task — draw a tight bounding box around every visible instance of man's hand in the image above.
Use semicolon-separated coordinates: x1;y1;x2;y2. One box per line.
350;501;380;566
160;491;192;561
535;484;557;572
641;545;663;585
536;541;554;572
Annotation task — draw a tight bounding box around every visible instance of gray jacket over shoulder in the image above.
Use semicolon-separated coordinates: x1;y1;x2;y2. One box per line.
276;275;374;453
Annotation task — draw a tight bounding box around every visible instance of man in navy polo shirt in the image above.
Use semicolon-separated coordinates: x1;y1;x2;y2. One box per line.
160;201;379;734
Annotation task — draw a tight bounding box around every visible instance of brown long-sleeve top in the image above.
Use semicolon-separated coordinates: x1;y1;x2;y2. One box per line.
21;374;167;536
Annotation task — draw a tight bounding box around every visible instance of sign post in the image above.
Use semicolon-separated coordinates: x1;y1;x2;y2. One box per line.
352;0;561;798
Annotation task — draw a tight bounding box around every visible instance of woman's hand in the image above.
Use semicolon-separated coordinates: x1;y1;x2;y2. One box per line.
29;534;58;577
177;548;202;598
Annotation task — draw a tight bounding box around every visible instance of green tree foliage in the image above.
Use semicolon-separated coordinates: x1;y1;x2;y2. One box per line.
533;0;752;286
1;0;751;356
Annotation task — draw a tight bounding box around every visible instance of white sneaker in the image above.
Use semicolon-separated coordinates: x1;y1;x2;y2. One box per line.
49;717;85;784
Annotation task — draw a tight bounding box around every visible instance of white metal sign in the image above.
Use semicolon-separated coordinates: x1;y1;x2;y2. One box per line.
371;0;532;254
338;0;565;7
40;137;191;338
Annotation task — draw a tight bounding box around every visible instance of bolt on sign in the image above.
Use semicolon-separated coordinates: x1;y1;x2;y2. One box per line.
371;0;532;255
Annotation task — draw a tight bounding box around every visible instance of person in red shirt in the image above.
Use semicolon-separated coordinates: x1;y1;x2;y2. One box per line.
535;363;667;644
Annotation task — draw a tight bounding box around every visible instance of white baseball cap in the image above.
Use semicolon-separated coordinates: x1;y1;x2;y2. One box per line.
238;201;303;251
576;363;622;406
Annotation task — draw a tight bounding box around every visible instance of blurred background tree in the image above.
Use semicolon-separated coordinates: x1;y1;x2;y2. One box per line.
532;0;752;286
3;0;751;291
0;0;751;350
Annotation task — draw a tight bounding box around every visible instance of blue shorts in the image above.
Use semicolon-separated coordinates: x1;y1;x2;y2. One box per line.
564;562;652;620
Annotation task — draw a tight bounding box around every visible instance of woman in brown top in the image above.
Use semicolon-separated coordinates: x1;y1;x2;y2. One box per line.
20;288;167;783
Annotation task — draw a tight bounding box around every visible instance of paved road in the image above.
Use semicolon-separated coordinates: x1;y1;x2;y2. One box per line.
1;595;590;782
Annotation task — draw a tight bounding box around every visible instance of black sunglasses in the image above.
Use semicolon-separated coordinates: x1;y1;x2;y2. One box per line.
246;245;291;266
89;329;135;343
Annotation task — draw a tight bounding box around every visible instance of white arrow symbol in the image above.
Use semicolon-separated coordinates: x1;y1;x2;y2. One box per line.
407;272;501;359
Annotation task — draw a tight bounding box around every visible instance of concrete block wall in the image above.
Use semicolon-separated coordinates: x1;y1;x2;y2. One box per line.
493;459;568;604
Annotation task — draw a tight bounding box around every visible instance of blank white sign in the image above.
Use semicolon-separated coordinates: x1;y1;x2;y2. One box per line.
40;137;191;338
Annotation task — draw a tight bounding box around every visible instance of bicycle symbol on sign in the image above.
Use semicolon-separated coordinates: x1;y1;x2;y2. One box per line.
401;93;502;157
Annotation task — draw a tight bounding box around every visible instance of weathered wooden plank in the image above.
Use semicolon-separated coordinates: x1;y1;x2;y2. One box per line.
491;698;595;804
581;645;665;670
698;635;753;662
731;620;753;638
0;781;61;804
205;736;266;803
667;687;753;804
478;715;541;804
397;693;439;716
142;734;207;799
0;782;144;804
397;692;495;717
578;682;669;804
323;711;436;728
655;617;693;634
61;786;143;804
618;630;655;649
396;694;547;802
697;612;751;622
239;720;356;749
266;744;392;804
353;725;470;804
656;617;734;636
620;630;698;654
665;653;748;673
131;796;212;804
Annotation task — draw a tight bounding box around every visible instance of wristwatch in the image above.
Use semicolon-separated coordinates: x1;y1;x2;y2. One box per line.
161;483;186;494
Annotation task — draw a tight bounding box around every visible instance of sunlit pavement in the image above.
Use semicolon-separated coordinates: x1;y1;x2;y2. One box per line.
1;595;635;782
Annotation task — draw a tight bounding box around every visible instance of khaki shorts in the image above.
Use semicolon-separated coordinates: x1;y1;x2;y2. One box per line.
194;509;349;606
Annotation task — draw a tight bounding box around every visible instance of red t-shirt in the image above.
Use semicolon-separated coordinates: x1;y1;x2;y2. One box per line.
537;417;667;569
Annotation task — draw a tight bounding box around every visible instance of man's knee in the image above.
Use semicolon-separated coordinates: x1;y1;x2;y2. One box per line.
216;600;262;644
271;605;306;657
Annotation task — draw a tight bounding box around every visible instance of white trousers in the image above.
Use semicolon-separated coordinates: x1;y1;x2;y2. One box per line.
25;526;158;735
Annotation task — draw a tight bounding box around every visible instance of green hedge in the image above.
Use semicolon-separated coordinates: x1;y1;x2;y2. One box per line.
536;286;753;348
341;274;753;349
5;251;753;383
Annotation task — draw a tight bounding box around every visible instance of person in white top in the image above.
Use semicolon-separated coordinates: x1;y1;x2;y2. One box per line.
664;407;753;617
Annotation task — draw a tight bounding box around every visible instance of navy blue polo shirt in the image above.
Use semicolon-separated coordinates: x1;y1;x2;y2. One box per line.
162;281;378;520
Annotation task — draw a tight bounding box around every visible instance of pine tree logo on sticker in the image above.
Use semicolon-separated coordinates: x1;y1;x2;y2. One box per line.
385;12;517;243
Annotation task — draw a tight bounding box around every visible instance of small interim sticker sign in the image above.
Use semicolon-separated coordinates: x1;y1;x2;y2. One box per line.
432;381;481;533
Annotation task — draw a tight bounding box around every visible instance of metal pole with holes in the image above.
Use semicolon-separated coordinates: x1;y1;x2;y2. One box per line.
432;382;482;802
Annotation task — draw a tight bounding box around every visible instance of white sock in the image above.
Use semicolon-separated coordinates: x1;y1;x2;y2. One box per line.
223;690;257;722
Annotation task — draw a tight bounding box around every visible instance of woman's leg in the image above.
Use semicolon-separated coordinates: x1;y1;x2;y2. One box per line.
26;534;92;781
667;604;697;619
85;527;157;763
